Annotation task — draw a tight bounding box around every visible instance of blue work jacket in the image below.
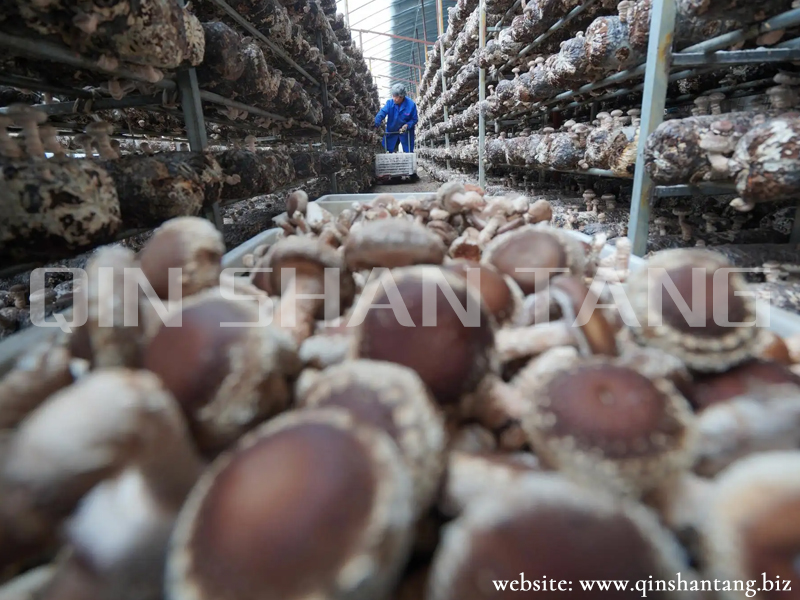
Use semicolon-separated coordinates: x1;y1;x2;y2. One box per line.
374;96;418;152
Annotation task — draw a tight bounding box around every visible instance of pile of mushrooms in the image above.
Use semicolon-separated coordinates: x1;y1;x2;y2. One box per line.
2;182;800;600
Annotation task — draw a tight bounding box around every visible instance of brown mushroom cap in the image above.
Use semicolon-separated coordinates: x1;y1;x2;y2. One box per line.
441;259;522;324
286;190;308;216
521;359;695;496
427;473;697;600
143;291;301;455
343;219;446;271
352;266;495;406
166;409;414;600
702;451;800;600
252;235;355;313
626;249;761;373
684;359;800;411
139;217;226;300
297;360;446;515
482;226;586;295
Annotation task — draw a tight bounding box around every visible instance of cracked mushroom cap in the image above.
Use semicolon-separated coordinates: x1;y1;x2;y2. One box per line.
683;359;800;411
166;408;414;600
344;219;446;271
482;225;586;295
626;249;762;373
702;451;800;600
252;235;356;313
143;290;302;456
427;473;698;600
520;358;696;497
139;217;226;300
297;360;446;515
441;259;524;325
352;266;495;406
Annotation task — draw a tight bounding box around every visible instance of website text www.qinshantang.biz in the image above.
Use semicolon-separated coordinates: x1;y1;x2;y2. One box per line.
490;573;793;597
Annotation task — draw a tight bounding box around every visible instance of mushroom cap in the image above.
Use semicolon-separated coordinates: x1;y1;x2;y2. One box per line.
483;226;586;295
139;217;226;300
711;120;734;134
610;109;624;117
297;360;446;515
6;104;47;124
285;190;309;216
708;92;726;101
441;259;523;324
167;409;414;600
253;236;355;309
702;451;800;600
343;219;446;271
143;290;301;455
427;473;697;600
85;121;114;136
672;208;691;217
520;358;695;496
627;108;641;116
684;359;800;410
694;96;710;106
626;249;762;372
774;71;800;86
352;266;495;406
601;193;616;201
699;133;731;153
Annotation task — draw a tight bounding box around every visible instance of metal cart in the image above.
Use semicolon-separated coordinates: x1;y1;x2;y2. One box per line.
375;131;417;183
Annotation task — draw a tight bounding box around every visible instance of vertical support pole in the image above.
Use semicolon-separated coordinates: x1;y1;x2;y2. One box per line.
478;0;486;189
436;0;450;170
317;30;338;194
420;0;430;62
175;0;222;232
627;0;676;256
344;0;350;27
791;205;800;244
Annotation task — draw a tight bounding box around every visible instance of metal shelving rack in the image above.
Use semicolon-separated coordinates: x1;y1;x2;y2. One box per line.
0;0;375;274
417;0;800;256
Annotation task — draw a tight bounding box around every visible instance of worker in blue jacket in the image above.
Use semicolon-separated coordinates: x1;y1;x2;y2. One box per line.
374;83;417;153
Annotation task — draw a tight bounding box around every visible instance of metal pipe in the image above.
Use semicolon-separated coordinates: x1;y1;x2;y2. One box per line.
680;7;800;53
671;47;800;66
628;0;676;257
0;94;163;116
364;56;423;70
0;73;95;99
351;28;434;44
0;31;177;91
420;0;431;62
478;0;487;189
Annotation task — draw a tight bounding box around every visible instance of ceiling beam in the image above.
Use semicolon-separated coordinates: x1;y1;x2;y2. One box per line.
365;56;423;70
351;28;434;45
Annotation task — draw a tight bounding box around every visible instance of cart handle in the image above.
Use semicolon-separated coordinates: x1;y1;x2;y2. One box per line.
381;130;412;153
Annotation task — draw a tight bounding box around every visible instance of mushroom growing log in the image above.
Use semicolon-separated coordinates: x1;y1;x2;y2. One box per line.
730;114;800;211
214;148;296;201
197;21;246;84
98;152;225;228
644;111;768;185
0;156;121;266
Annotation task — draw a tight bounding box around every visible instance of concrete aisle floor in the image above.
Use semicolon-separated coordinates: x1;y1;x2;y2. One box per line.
369;166;440;194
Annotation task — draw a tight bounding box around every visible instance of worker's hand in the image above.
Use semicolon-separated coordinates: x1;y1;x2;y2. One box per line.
399;124;408;133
